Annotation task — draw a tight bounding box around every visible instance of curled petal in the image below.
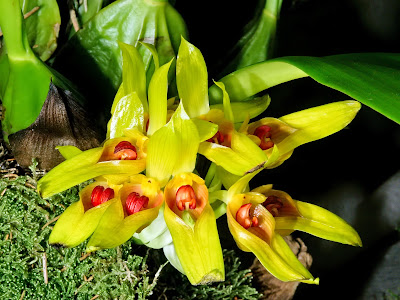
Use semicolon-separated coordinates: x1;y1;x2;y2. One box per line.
275;200;362;247
163;173;224;284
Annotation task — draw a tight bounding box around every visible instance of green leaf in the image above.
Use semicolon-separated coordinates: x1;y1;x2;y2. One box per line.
209;53;400;124
53;0;188;105
0;54;10;98
21;0;61;61
0;0;81;139
218;0;283;77
177;37;210;118
71;0;104;33
208;60;307;104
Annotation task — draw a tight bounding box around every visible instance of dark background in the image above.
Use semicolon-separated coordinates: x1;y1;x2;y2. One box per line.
175;0;400;299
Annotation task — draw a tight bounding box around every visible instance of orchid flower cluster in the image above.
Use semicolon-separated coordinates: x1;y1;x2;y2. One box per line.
38;38;362;285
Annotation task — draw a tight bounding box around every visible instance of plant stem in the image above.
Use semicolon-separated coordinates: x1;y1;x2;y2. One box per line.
0;0;35;60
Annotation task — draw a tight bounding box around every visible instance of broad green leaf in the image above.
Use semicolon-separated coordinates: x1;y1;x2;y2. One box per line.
275;200;362;247
53;0;188;107
177;37;210;118
209;53;400;124
70;0;104;34
210;94;271;123
21;0;61;61
107;92;145;138
0;54;10;98
147;59;173;136
208;60;307;104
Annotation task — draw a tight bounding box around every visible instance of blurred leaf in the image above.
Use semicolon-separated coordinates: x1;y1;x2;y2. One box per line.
20;0;61;61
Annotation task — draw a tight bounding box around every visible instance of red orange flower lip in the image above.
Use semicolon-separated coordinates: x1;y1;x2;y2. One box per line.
236;203;259;229
126;192;149;215
91;185;115;207
176;185;197;211
114;141;137;160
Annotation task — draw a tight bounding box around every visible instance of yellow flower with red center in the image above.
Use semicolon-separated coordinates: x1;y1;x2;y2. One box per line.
163;173;224;285
39;37;363;286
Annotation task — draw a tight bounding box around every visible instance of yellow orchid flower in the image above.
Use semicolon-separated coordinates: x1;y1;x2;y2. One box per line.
86;174;164;252
49;181;122;248
163;173;224;285
245;100;361;168
225;172;361;284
